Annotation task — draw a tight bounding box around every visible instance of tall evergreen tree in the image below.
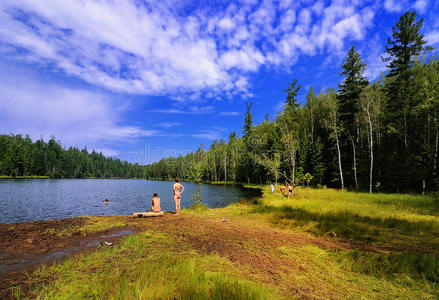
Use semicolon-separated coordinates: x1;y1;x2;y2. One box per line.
338;45;369;130
338;45;368;189
382;10;433;191
383;10;432;144
284;79;301;108
243;102;253;143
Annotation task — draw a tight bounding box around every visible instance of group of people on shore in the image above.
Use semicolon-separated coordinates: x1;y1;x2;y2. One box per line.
150;178;184;215
271;183;296;198
150;179;294;215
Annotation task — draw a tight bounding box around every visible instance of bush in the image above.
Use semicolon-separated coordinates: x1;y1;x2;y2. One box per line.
187;184;208;213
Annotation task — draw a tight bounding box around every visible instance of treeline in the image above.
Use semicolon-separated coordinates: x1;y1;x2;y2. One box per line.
145;11;438;193
0;135;145;178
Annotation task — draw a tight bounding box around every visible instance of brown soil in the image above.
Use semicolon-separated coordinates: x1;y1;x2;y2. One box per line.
134;214;351;298
0;217;136;299
0;213;379;299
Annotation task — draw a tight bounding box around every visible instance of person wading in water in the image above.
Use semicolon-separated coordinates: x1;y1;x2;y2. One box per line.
173;178;184;215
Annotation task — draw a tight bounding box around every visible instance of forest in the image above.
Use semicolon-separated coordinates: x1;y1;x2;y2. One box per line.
1;11;438;193
0;135;145;179
144;11;438;193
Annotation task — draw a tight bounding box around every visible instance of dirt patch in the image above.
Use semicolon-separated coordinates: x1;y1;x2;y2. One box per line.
0;217;139;299
134;214;352;298
0;213;394;299
0;218;86;258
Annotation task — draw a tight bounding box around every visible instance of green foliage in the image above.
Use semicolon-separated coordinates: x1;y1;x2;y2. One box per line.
338;45;369;130
284;78;301;108
190;184;202;206
0;134;145;178
243;101;253;142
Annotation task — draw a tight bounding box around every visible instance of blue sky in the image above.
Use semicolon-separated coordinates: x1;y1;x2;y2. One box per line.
0;0;438;163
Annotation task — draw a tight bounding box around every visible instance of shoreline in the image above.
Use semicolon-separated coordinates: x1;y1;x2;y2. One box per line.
1;186;438;299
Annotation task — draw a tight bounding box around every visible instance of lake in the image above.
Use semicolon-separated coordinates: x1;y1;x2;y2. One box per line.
0;179;260;224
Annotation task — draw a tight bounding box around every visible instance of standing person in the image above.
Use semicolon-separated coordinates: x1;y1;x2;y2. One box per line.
287;183;295;198
151;193;161;212
173;178;184;215
270;183;275;193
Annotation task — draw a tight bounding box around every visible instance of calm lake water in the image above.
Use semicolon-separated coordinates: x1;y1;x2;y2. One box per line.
0;179;260;224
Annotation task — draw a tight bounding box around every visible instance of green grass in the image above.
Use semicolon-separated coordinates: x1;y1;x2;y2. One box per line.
278;245;438;299
78;216;126;234
9;186;439;299
244;187;439;252
22;232;274;300
42;216;127;237
184;203;210;214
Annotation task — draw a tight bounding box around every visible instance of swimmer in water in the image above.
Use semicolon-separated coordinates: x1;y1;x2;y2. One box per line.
173;178;184;215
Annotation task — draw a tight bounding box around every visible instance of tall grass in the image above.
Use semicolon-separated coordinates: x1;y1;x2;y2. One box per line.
249;187;439;247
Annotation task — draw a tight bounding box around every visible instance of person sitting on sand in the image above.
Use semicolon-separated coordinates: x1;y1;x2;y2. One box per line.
173;178;184;215
151;193;161;212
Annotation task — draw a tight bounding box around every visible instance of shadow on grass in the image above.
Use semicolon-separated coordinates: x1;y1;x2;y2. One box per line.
255;204;439;283
366;193;439;215
337;250;439;283
252;204;439;247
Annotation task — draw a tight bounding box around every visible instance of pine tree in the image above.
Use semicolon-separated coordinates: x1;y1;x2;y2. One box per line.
243;102;253;143
338;45;369;131
382;10;433;191
383;10;432;146
284;79;301;108
338;45;368;189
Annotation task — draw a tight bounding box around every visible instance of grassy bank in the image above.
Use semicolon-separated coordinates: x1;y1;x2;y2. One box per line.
8;187;439;299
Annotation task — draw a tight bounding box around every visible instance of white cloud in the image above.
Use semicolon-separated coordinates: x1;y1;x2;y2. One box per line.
150;105;214;114
384;0;406;12
0;0;380;99
364;51;387;80
156;122;181;129
413;0;428;13
219;111;240;116
192;127;227;140
218;17;235;31
425;30;439;45
0;66;157;148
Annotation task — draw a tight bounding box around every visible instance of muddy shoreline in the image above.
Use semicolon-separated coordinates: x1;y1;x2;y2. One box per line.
0;216;138;299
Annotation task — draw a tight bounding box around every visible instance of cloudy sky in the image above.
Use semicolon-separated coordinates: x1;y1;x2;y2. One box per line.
0;0;438;163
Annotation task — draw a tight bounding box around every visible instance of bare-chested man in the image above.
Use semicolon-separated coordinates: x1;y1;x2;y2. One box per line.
151;193;161;212
173;178;184;215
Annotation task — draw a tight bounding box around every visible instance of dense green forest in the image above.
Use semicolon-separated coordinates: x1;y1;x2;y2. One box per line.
144;11;438;193
0;135;145;178
1;11;437;193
